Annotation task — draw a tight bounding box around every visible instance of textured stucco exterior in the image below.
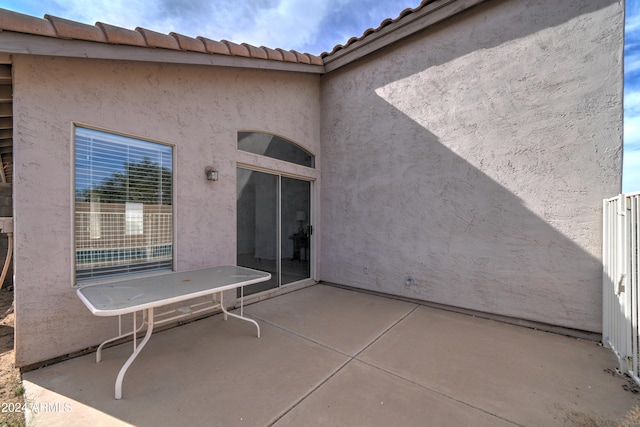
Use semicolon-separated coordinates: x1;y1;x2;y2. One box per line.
319;0;623;332
12;56;320;366
5;0;625;366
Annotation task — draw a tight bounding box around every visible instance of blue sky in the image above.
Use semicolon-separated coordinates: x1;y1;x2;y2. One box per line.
626;0;640;193
0;0;637;193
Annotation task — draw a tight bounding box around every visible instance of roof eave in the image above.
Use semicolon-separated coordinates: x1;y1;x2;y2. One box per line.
0;31;325;74
322;0;490;73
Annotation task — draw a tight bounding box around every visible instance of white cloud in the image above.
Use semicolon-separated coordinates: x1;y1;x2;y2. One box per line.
5;0;419;53
45;0;224;38
628;10;640;33
625;52;640;77
223;0;334;50
6;0;358;53
47;0;149;28
625;124;640;151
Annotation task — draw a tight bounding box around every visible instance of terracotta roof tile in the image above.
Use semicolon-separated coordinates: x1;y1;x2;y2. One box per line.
0;2;451;66
0;8;56;38
291;50;311;65
45;14;106;42
398;5;419;19
379;18;395;29
361;28;376;38
242;43;268;60
0;2;485;70
96;22;146;47
276;48;298;63
197;37;231;55
136;27;180;50
0;8;323;66
170;32;207;53
261;46;284;61
308;55;323;66
222;40;250;57
0;2;445;67
321;0;438;58
0;8;323;65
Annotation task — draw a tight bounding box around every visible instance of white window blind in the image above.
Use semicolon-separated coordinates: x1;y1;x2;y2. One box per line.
75;127;173;282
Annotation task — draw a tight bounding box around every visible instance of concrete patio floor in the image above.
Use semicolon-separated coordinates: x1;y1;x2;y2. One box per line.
22;284;640;426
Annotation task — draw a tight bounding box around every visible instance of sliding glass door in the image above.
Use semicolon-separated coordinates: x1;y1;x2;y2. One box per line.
281;177;311;285
237;168;311;295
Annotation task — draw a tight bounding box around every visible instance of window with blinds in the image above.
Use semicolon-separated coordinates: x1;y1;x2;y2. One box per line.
74;127;173;282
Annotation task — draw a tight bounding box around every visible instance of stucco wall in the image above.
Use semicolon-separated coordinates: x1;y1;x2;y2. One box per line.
12;56;320;366
319;0;623;332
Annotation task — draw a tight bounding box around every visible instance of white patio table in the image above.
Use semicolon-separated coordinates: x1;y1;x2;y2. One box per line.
76;265;271;399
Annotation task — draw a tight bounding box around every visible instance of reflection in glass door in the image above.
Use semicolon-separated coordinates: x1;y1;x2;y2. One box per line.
237;168;311;295
281;177;311;285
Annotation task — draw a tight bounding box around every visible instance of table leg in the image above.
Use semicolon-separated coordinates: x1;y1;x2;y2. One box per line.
96;311;147;363
219;289;260;338
115;307;154;400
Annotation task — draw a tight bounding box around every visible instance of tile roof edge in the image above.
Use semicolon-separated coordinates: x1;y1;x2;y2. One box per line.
136;27;181;50
197;37;231;55
45;14;107;42
261;46;284;61
222;40;251;57
0;2;469;70
0;8;57;38
0;8;322;67
96;22;146;46
322;0;442;58
242;43;269;60
170;32;207;53
276;48;298;63
321;0;487;71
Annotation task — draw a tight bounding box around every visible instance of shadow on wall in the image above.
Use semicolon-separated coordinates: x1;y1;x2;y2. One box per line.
319;0;621;332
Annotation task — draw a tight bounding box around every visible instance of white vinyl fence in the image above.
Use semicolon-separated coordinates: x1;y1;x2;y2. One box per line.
603;192;640;383
75;211;173;280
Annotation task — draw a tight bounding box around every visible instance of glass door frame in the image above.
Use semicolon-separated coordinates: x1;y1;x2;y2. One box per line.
237;165;315;295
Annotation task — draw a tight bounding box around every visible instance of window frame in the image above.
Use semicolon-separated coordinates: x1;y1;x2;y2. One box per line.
236;131;319;285
72;124;176;285
237;131;315;168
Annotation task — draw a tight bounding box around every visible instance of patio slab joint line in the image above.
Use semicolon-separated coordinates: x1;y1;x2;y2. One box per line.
348;303;524;426
266;304;420;426
353;358;524;427
245;313;353;357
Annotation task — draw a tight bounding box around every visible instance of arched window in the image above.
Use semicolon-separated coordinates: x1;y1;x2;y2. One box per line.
237;132;314;168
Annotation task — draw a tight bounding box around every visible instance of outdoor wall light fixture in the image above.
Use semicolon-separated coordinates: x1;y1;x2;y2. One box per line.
205;166;218;181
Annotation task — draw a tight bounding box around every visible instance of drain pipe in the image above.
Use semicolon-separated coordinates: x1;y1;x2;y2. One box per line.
0;217;13;290
0;227;11;288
